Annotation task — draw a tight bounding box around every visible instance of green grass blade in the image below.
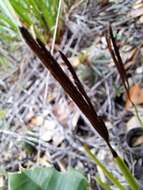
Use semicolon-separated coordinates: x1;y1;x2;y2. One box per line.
10;0;33;26
0;31;15;41
25;0;48;30
84;144;126;190
0;0;15;21
35;0;57;31
36;0;52;28
0;25;17;41
0;13;17;31
95;176;112;190
32;25;46;44
0;0;19;32
114;156;140;190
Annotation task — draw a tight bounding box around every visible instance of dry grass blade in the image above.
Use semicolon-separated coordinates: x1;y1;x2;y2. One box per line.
19;26;117;156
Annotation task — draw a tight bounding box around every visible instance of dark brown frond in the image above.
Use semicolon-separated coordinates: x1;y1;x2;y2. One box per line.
106;25;129;96
20;26;117;156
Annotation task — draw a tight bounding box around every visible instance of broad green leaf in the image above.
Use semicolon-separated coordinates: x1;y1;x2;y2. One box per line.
8;167;88;190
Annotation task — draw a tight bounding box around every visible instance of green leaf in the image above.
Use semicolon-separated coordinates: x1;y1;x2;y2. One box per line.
0;0;19;42
95;176;112;190
25;0;48;30
114;156;140;190
84;144;126;190
0;13;17;31
34;0;58;31
8;167;88;190
10;0;33;26
0;0;15;22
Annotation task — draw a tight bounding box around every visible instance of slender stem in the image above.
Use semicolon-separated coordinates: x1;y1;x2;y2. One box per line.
51;0;62;55
44;0;62;103
133;103;143;127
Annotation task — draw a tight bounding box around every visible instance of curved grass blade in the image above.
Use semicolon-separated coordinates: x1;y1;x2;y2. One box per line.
114;156;140;190
95;176;112;190
25;0;50;32
34;0;56;32
84;144;125;190
0;0;17;23
0;13;17;31
10;0;33;26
